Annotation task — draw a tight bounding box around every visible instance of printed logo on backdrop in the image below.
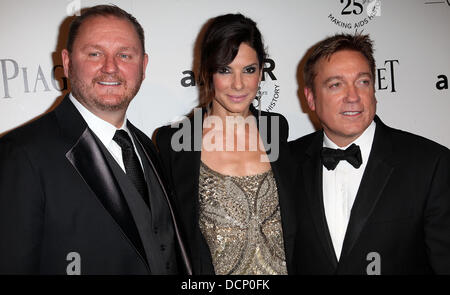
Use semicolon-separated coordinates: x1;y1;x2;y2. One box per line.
326;0;381;31
254;58;280;112
376;59;399;92
66;0;81;16
0;2;78;99
180;58;280;112
424;0;450;7
0;59;68;98
436;74;448;90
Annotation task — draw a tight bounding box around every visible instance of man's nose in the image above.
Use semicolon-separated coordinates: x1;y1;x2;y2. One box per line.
101;55;118;74
344;85;361;103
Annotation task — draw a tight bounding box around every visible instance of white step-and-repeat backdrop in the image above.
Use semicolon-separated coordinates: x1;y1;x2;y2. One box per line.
1;0;449;147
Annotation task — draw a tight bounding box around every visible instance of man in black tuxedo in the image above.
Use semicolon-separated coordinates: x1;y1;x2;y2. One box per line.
0;5;191;274
291;34;450;274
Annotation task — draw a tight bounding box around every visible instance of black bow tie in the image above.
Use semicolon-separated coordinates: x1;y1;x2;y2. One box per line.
321;143;363;170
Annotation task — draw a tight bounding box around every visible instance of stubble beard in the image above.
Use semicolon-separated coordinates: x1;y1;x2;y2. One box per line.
68;64;143;112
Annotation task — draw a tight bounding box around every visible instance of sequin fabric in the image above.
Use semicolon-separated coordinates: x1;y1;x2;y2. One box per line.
198;162;287;275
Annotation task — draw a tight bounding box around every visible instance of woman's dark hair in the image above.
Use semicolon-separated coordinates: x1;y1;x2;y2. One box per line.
198;13;266;107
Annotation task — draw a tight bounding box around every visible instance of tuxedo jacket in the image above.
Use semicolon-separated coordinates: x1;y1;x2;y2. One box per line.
289;116;450;274
155;106;298;274
0;95;191;274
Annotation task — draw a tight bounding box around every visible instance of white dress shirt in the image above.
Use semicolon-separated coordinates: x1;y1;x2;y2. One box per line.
322;121;376;261
69;94;143;172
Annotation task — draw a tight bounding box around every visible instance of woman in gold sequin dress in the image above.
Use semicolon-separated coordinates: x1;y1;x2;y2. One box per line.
156;14;297;275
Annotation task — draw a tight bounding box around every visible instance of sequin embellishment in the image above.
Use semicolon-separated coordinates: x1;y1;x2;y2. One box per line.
198;162;287;275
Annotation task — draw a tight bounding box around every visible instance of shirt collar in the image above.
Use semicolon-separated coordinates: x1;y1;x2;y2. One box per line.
69;93;130;147
323;120;376;164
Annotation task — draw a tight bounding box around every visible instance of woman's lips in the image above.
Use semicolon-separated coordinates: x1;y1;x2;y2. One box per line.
228;94;247;103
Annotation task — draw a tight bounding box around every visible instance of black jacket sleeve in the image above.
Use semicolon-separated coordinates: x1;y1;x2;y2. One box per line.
0;138;45;274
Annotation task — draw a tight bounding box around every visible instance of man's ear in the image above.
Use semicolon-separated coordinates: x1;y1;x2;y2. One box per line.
61;49;70;78
142;53;149;80
304;87;316;111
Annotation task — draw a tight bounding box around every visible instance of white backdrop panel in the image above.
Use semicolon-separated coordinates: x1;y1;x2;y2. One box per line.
1;0;449;148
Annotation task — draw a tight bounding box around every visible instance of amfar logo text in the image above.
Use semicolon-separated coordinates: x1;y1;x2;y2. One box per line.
180;58;281;112
436;74;448;90
0;59;68;98
180;58;277;87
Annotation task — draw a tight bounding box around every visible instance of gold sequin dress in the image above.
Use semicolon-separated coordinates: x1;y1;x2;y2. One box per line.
198;162;288;275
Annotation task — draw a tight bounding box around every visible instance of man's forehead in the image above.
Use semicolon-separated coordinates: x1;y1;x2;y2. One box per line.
316;51;370;71
78;15;133;33
73;15;143;51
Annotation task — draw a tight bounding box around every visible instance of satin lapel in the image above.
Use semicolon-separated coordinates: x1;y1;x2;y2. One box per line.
303;132;339;268
65;128;148;266
128;122;193;275
54;96;148;268
339;118;395;261
55;96;146;260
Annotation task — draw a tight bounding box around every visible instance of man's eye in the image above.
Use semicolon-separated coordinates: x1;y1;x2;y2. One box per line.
329;82;340;88
119;54;131;59
88;52;100;57
360;80;370;85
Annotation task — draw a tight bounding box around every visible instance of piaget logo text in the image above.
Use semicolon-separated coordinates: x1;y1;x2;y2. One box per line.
0;59;68;98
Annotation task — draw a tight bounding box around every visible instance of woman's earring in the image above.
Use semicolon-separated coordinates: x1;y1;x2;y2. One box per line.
257;84;262;118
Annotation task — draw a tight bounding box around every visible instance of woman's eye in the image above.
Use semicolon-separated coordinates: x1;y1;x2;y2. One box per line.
217;67;230;74
244;66;256;74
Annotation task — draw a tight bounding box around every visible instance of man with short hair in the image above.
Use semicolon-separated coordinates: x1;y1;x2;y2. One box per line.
0;5;191;275
291;34;450;274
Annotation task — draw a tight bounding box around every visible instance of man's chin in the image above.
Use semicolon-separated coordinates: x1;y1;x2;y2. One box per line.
93;96;131;111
